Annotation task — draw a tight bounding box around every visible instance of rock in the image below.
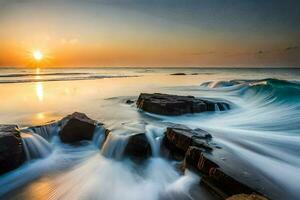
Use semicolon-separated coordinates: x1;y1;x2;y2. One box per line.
170;73;187;75
136;93;230;116
226;194;268;200
125;99;135;104
202;168;255;198
184;146;218;174
123;133;151;160
59;112;97;143
0;125;25;174
162;127;270;199
163;127;212;159
183;145;266;198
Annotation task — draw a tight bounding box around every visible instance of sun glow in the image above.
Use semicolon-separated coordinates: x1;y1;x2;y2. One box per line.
33;50;43;61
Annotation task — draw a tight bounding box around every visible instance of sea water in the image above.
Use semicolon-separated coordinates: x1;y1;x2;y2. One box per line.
0;67;299;200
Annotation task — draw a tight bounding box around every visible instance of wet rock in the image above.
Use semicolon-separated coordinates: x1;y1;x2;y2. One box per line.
162;126;269;199
0;125;25;174
182;145;266;198
226;194;268;200
202;168;255;198
125;99;135;104
59;112;97;143
136;93;230;116
123;133;151;160
184;146;218;174
170;73;187;75
163;127;212;159
183;145;270;199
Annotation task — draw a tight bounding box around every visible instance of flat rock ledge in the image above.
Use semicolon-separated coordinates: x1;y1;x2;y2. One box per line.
162;127;213;160
0;125;25;175
136;93;230;116
162;127;269;200
226;194;267;200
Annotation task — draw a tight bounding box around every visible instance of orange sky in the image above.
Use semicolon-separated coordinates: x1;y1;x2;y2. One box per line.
0;0;299;67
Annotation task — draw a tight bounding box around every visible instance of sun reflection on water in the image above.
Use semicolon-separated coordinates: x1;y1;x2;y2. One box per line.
35;68;44;102
36;83;44;102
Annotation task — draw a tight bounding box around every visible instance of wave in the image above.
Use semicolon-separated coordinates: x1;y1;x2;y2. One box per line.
0;72;91;78
0;75;138;84
201;78;300;105
149;78;300;199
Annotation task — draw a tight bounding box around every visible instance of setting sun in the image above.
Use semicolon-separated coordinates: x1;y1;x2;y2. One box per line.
33;50;43;61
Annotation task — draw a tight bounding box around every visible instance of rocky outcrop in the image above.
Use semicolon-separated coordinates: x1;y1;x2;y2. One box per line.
0;125;25;175
59;112;97;143
136;93;230;116
125;99;135;104
124;133;151;160
170;73;187;75
226;194;267;200
163;127;212;160
162;127;268;200
170;73;199;76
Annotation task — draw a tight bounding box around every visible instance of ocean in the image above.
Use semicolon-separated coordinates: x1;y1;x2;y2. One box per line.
0;67;300;200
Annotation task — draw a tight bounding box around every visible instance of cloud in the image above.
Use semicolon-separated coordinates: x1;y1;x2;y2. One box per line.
188;51;215;56
60;38;79;45
285;46;298;51
257;50;264;55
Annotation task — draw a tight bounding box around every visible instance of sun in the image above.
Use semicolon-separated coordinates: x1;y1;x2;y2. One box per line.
33;50;43;61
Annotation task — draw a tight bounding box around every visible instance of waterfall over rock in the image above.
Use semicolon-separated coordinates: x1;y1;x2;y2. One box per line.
92;125;109;148
101;133;129;159
27;123;60;141
21;133;52;161
145;125;165;157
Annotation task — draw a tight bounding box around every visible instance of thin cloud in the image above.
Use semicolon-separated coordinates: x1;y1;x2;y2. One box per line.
188;51;215;56
285;46;299;51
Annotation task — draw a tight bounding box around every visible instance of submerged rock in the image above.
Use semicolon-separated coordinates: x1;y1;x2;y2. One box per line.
170;73;187;75
125;99;135;104
136;93;230;116
59;112;97;143
124;133;152;160
0;125;25;174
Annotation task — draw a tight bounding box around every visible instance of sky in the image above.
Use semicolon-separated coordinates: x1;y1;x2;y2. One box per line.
0;0;299;67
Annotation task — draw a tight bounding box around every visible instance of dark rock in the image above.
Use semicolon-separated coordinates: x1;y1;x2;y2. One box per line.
226;194;268;200
170;73;187;75
136;93;230;116
184;146;218;174
0;125;25;174
59;112;97;143
202;168;256;198
163;127;212;159
126;99;135;104
163;127;270;199
123;133;151;160
184;146;259;197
